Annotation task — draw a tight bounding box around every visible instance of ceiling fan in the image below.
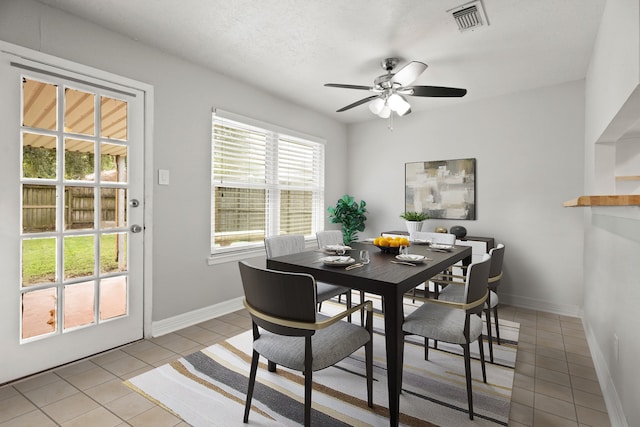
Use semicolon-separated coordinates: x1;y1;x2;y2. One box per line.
325;58;467;119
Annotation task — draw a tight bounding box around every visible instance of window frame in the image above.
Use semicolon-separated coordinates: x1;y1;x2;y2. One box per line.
209;109;325;264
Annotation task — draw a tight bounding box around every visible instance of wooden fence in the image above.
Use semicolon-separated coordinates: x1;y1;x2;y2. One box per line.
22;185;122;232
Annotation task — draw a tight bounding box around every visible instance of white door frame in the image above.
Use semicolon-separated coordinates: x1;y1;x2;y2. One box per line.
0;40;154;342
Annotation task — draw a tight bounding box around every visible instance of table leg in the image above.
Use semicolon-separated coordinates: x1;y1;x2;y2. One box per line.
383;292;404;426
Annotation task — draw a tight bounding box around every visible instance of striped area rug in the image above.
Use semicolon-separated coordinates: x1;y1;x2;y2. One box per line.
126;298;519;426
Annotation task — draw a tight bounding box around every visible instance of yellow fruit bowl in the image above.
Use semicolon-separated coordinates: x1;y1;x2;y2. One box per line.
373;244;403;254
372;236;410;254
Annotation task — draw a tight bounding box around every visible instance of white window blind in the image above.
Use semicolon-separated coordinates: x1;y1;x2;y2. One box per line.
211;111;324;255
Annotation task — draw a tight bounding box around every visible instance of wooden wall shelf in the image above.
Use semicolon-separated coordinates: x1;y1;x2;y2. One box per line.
563;195;640;207
615;175;640;181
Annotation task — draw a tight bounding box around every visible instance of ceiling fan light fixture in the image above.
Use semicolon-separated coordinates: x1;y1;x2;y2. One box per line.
378;105;391;118
369;97;385;115
388;94;411;116
325;57;466;127
396;105;411;117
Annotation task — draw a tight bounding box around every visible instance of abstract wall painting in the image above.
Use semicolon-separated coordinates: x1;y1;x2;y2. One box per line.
405;158;476;220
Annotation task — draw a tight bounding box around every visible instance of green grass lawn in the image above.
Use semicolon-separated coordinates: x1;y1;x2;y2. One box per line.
22;234;126;286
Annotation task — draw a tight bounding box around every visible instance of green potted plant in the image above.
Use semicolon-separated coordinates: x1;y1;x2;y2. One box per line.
328;195;367;245
400;211;429;234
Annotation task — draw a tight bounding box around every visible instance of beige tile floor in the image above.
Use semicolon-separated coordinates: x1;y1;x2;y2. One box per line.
0;304;610;426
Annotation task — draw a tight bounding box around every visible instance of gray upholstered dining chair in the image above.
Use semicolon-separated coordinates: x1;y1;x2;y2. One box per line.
265;235;353;317
409;230;456;245
315;229;345;247
315;230;365;311
238;261;373;427
409;231;457;302
402;253;490;420
437;244;506;363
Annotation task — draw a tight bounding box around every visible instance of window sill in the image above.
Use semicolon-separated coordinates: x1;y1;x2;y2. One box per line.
207;247;265;266
207;239;319;266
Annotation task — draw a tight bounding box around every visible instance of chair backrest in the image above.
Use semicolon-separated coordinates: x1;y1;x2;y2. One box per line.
238;261;317;335
464;253;491;315
411;231;456;245
488;244;505;290
264;235;305;258
454;239;486;263
316;230;344;248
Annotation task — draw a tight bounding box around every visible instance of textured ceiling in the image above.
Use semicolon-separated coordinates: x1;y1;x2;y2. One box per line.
36;0;606;124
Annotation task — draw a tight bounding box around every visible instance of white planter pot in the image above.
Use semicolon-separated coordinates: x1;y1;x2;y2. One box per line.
405;221;424;235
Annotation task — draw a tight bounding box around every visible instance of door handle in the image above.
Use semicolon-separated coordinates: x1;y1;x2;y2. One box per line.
130;224;143;233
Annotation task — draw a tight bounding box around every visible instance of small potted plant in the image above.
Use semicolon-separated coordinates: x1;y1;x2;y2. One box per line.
328;195;367;245
400;211;429;234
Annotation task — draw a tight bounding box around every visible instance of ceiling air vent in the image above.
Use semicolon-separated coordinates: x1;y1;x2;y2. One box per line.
450;1;489;32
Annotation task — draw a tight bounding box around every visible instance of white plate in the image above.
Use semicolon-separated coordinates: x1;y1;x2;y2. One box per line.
430;243;454;251
395;254;426;263
320;256;356;266
323;245;352;253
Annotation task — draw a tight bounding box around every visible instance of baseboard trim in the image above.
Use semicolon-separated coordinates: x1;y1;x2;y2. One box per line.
152;293;582;336
500;293;582;318
151;297;245;337
583;321;628;427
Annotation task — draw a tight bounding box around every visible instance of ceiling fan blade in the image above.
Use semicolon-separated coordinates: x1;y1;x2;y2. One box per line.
324;83;373;91
406;85;467;97
390;61;428;86
336;95;380;112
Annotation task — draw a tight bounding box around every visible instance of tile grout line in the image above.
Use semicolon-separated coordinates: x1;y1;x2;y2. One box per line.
6;383;60;426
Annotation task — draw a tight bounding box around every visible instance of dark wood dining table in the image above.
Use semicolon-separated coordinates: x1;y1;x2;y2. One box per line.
266;240;472;427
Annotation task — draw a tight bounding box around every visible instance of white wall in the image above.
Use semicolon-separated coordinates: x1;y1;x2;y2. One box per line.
0;0;349;322
347;81;586;315
583;1;640;426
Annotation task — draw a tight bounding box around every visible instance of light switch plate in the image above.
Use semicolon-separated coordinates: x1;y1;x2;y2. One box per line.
158;169;170;185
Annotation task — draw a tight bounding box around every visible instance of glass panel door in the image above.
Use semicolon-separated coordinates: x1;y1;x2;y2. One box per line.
19;77;135;339
0;53;145;383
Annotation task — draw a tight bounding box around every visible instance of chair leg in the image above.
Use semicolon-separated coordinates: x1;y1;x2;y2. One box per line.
485;308;494;363
424;337;429;360
462;343;474;420
363;307;374;406
244;350;260;423
432;283;439;351
268;360;277;372
303;337;313;427
493;306;501;345
478;335;487;383
304;369;312;427
346;291;352;323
